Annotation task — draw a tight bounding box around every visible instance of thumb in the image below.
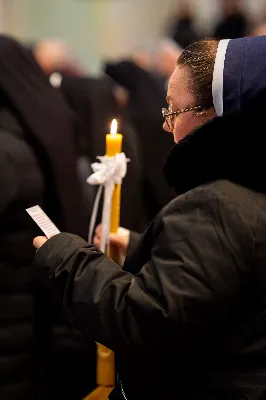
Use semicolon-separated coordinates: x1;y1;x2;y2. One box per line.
33;236;48;249
109;233;121;246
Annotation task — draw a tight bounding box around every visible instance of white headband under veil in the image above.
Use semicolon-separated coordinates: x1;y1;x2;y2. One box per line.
212;39;230;117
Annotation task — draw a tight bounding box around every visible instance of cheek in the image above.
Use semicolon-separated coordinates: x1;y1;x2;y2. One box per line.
173;114;200;142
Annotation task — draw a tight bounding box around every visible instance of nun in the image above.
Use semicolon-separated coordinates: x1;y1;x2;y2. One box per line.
0;35;96;400
34;36;266;399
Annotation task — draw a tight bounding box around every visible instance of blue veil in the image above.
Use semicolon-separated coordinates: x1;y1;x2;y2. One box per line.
212;35;266;116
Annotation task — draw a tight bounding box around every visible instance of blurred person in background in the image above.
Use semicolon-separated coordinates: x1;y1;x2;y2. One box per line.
153;38;182;83
35;35;266;399
168;1;200;49
130;38;182;88
0;35;96;400
250;23;266;37
33;38;86;77
213;0;249;39
130;47;154;73
249;17;266;37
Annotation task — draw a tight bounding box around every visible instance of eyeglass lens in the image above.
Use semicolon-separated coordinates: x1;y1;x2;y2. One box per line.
162;108;173;130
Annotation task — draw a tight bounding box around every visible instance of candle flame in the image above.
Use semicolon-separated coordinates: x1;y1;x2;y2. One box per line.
110;119;118;135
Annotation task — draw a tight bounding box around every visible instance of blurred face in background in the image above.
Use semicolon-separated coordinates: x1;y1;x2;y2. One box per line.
34;40;70;74
113;85;129;108
222;0;240;16
154;40;182;79
250;23;266;37
164;66;216;143
132;50;153;72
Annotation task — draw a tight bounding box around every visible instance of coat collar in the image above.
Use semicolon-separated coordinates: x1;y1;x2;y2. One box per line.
164;92;266;196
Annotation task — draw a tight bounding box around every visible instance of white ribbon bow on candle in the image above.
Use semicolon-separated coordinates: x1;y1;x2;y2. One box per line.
87;152;128;252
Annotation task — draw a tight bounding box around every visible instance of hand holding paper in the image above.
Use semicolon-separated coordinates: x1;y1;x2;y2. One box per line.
94;224;130;257
26;205;60;249
33;236;48;249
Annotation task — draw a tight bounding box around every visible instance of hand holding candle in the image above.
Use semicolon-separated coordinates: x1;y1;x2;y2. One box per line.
87;120;127;254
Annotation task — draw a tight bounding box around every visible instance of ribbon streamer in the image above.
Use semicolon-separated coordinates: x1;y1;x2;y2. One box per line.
87;153;128;252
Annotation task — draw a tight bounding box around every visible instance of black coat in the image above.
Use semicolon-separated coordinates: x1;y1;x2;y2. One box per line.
0;107;45;400
0;107;96;400
0;35;96;400
34;100;266;399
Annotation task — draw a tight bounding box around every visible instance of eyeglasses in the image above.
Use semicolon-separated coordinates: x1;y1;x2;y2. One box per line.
162;105;205;131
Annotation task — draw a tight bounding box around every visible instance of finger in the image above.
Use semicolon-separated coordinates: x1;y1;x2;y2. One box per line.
109;233;122;246
94;238;101;246
95;224;102;236
33;236;48;249
93;233;98;243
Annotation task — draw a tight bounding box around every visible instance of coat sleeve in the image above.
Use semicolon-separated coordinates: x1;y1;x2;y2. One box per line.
127;230;141;255
34;190;251;352
0;151;17;214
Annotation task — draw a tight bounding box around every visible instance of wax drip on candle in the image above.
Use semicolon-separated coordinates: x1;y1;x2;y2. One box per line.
110;119;118;135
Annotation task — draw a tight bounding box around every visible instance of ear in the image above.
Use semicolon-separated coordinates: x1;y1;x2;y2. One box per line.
204;107;216;119
198;107;217;126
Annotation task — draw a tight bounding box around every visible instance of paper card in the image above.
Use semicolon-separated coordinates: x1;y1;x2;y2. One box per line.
26;205;60;239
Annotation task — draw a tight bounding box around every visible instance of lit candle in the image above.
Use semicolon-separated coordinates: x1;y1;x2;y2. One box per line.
106;119;123;234
106;119;123;157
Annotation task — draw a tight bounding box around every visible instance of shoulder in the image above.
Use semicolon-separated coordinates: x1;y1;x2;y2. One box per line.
155;180;258;248
163;180;258;217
